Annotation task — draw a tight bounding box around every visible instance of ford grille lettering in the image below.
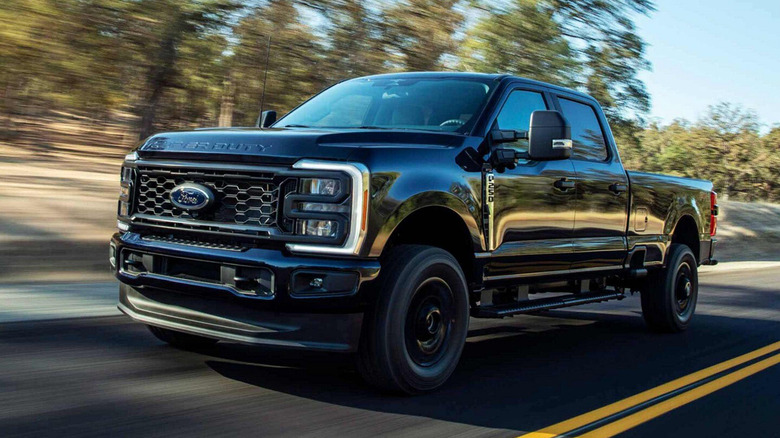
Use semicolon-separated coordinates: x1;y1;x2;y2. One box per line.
170;183;215;211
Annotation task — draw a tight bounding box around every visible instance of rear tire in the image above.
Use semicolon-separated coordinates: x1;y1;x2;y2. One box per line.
148;325;219;350
358;245;470;394
641;243;698;332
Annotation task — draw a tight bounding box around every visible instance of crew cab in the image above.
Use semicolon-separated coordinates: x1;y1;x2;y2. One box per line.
111;72;718;394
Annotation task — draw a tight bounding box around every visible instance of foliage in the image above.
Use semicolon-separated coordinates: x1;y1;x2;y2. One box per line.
463;0;654;123
1;0;777;201
619;103;778;202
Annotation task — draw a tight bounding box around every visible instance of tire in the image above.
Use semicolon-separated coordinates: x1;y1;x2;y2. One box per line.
358;245;470;394
148;325;219;350
641;243;699;332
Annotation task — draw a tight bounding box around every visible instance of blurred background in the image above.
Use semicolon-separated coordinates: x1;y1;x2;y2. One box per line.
0;0;778;283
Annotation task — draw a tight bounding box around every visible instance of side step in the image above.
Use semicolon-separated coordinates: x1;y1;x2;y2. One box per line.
472;290;625;318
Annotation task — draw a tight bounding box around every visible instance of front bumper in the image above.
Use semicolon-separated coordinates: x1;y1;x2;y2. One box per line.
118;283;363;351
111;232;380;351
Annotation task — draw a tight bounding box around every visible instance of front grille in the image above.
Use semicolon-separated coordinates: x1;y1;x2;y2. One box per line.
133;166;290;231
141;234;247;251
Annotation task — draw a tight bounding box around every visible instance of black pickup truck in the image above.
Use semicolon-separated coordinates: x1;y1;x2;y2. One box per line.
111;72;718;393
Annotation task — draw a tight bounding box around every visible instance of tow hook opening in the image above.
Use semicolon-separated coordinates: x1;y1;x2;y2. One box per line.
119;249;274;297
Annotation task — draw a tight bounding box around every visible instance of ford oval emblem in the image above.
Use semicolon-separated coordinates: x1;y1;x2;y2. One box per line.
170;183;215;211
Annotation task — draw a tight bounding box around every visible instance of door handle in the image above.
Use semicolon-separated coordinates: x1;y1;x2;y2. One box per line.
554;178;576;191
609;183;627;194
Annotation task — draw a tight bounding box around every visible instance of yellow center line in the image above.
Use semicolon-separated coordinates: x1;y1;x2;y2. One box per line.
517;340;780;438
578;352;780;438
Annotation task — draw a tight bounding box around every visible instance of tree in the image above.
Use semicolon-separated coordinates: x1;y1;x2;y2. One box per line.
321;0;387;80
382;0;465;71
552;0;654;122
133;0;240;139
227;0;322;125
463;0;654;124
756;127;780;201
459;0;578;85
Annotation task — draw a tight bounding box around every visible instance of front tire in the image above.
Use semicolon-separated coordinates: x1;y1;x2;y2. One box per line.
358;245;470;394
148;325;219;350
641;243;699;332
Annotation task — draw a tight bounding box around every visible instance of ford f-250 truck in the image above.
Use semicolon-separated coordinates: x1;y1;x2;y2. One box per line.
111;72;718;394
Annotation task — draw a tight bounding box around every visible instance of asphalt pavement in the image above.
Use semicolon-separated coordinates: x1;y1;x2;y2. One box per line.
0;264;778;437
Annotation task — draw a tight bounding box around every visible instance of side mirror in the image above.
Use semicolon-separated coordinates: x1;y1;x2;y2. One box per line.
528;110;572;160
256;110;277;128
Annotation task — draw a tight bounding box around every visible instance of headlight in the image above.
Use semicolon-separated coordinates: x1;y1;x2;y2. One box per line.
298;220;339;237
285;160;369;256
300;178;341;196
285;175;350;240
118;165;135;224
119;183;131;201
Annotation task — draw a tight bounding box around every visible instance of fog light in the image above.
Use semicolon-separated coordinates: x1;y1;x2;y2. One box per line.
109;243;117;269
117;220;130;231
298;220;338;237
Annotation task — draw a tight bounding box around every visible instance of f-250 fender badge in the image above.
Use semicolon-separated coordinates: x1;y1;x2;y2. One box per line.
170;183;215;211
552;139;573;149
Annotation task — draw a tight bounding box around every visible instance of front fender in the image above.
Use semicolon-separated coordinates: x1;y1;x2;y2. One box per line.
367;190;484;257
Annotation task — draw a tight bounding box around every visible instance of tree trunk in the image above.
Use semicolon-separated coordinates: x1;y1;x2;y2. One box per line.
218;79;234;127
137;17;185;140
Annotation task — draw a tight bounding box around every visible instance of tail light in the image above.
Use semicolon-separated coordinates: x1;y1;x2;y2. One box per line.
709;191;718;236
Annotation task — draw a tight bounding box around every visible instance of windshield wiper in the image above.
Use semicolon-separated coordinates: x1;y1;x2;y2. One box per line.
355;125;393;130
281;124;311;128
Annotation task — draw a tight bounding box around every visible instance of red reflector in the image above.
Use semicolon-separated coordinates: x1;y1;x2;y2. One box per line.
710;191;718;236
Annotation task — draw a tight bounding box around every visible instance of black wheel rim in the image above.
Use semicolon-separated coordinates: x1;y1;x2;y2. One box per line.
404;277;454;367
674;261;694;315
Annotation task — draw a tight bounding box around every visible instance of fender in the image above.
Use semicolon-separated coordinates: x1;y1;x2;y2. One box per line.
367;191;484;257
663;196;705;237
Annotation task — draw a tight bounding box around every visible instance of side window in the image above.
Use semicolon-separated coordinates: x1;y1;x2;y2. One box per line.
495;90;547;152
558;98;608;161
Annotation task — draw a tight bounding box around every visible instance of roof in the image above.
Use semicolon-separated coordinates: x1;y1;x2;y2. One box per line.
352;71;594;102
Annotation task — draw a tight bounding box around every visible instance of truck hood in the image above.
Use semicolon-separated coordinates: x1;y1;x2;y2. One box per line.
133;128;467;165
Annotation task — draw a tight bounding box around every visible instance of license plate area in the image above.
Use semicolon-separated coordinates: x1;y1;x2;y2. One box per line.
120;249;274;298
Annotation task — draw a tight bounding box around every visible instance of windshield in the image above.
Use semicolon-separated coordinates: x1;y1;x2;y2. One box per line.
275;77;496;133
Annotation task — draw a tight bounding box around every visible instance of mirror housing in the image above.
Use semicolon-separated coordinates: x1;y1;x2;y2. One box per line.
256;110;277;128
528;110;572;160
491;129;528;144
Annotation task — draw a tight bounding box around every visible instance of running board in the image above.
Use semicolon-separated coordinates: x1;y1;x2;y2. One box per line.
472;290;625;318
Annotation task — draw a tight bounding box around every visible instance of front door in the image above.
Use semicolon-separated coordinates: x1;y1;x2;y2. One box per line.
555;95;629;270
484;88;578;281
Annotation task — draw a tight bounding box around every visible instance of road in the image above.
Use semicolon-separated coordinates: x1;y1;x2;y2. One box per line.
1;265;778;437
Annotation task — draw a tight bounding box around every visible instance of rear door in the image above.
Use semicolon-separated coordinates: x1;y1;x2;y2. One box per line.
554;94;629;271
484;86;578;280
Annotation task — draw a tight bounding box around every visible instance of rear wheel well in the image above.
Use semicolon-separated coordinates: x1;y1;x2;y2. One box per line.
382;206;475;286
671;215;700;263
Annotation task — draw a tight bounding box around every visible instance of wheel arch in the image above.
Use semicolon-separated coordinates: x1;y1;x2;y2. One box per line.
369;193;482;286
669;214;701;264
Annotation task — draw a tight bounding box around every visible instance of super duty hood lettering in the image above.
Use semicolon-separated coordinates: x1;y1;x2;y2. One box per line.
142;138;272;153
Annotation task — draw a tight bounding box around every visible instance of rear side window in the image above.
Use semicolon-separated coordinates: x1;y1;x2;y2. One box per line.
558;98;608;161
495;90;548;152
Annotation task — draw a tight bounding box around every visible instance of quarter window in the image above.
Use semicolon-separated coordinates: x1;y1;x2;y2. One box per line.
495;90;548;152
558;98;608;161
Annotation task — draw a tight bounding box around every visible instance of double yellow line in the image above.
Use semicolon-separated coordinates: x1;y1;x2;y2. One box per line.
519;340;780;438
